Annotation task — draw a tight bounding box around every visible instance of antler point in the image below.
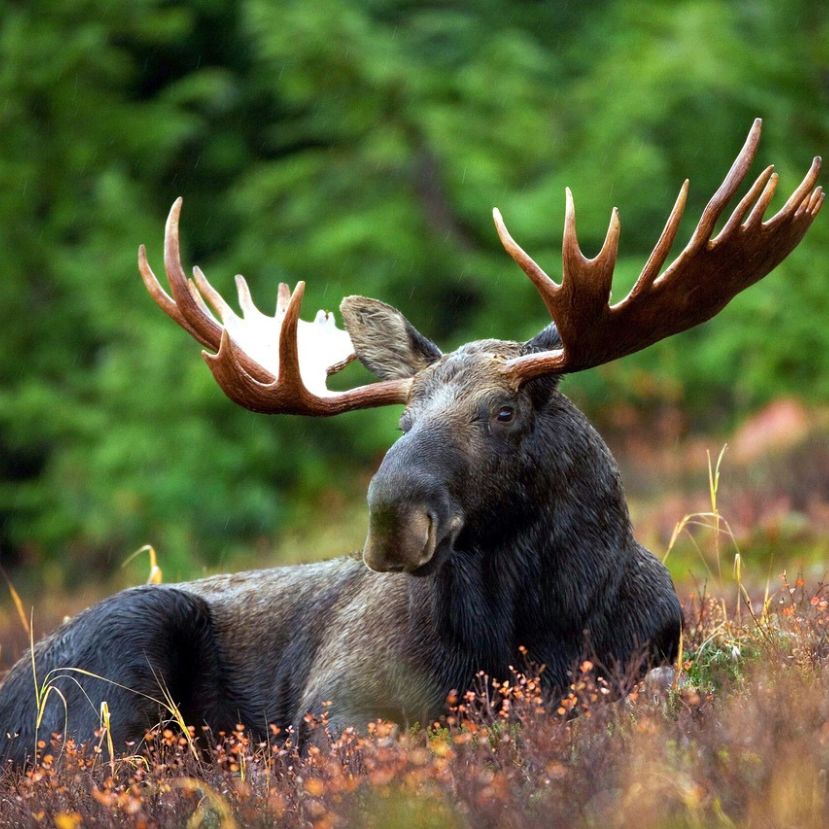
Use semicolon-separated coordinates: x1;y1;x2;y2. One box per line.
564;187;576;222
491;207;512;243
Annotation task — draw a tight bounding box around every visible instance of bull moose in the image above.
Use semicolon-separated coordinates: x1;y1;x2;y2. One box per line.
0;120;823;765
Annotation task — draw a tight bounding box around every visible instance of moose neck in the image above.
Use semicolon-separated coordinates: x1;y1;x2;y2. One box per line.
421;392;636;671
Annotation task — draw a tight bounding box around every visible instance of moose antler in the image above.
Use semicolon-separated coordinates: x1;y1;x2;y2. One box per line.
494;118;824;382
138;199;412;414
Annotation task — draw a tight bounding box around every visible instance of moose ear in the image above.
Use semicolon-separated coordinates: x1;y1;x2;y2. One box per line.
524;323;562;354
340;296;442;380
523;324;564;393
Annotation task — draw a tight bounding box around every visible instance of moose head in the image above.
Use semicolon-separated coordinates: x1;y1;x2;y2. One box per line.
139;119;823;576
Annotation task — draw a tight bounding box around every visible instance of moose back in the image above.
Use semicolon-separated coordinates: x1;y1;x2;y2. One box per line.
0;120;822;764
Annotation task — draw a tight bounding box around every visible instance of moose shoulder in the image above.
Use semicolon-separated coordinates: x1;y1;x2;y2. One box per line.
0;120;823;765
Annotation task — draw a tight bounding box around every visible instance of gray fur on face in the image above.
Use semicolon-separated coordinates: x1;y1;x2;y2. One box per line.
0;315;682;766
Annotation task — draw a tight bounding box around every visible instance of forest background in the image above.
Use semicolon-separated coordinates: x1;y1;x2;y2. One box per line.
1;0;827;593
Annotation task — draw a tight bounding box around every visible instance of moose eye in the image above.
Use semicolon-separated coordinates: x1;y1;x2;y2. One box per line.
495;406;515;424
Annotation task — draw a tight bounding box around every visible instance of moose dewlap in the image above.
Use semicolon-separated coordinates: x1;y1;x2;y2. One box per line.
0;119;823;765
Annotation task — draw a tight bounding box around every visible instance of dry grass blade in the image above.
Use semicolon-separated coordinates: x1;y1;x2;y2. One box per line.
122;544;163;585
1;569;30;635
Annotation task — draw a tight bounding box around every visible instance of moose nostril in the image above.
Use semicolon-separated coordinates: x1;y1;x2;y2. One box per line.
409;509;434;554
424;510;436;541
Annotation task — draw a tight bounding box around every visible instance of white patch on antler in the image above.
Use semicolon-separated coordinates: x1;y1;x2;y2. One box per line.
196;273;354;396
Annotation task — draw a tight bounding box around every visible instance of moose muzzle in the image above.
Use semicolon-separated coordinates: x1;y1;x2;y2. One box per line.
362;458;464;574
363;422;467;573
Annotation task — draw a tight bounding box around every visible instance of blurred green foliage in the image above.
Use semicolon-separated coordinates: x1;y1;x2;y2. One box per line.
0;0;827;580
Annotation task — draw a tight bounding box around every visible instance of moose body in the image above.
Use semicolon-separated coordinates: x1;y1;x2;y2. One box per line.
0;119;822;765
0;359;679;762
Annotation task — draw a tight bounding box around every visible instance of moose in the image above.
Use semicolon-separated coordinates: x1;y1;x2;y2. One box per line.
0;120;823;765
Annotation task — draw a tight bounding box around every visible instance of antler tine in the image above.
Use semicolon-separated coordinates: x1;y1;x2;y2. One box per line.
688;117;763;249
187;278;215;320
235;275;258;316
277;281;305;386
498;119;823;384
713;165;775;241
492;208;560;299
193;265;235;322
624;179;689;304
187;267;275;385
596;205;622;273
771;155;822;225
138;244;207;346
560;186;582;276
807;185;825;217
163;198;224;348
277;282;292;314
743;170;779;228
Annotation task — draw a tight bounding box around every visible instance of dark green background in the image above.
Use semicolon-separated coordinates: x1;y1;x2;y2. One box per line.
1;0;826;581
